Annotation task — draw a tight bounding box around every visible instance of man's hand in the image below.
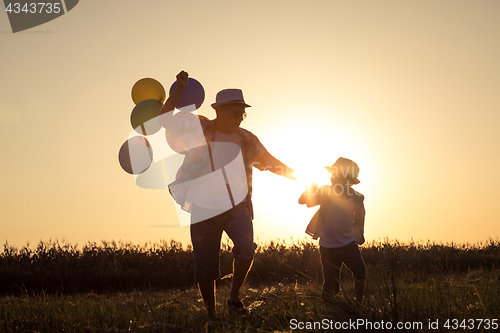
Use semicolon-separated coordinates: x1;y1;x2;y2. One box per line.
176;70;189;91
159;70;189;116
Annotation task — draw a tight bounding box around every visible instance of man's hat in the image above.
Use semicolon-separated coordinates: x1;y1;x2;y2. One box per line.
325;157;360;184
211;89;251;109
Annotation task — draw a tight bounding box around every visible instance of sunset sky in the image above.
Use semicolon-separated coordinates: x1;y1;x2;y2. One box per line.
1;0;499;250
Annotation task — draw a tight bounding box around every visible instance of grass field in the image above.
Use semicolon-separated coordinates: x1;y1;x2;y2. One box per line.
1;239;499;332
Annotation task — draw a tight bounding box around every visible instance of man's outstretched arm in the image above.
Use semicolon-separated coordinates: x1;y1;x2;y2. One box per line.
251;154;297;181
250;136;297;181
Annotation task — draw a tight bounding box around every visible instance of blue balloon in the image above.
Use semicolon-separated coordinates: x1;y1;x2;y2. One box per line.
169;78;205;110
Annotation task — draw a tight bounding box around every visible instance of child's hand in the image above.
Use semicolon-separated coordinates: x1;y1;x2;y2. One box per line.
299;182;319;206
308;182;319;191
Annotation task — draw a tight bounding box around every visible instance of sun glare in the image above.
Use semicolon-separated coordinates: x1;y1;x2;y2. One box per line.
294;167;330;187
250;110;376;241
262;118;366;187
256;113;373;191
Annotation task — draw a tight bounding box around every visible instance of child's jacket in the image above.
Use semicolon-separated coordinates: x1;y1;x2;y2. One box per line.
301;185;365;245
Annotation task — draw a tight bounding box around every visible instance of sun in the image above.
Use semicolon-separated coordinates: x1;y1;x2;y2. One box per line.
248;116;375;241
255;113;374;193
260;120;347;187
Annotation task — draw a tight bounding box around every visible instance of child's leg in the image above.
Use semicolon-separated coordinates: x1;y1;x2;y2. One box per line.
355;277;365;304
319;246;342;301
342;242;366;304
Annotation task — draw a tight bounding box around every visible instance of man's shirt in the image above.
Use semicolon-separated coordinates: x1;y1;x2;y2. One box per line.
159;112;289;220
186;130;247;211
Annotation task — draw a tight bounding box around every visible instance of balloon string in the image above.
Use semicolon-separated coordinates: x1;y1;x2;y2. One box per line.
161;160;170;189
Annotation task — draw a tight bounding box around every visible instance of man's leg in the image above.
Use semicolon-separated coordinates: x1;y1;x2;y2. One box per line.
224;203;255;305
190;212;224;319
199;280;216;319
230;259;252;302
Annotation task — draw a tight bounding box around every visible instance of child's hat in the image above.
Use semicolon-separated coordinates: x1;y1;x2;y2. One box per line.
325;157;360;184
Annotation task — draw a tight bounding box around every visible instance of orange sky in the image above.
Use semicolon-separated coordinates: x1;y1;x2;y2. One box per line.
1;0;499;249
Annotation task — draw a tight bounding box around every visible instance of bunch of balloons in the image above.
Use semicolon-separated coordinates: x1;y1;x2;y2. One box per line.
118;76;206;187
118;78;166;176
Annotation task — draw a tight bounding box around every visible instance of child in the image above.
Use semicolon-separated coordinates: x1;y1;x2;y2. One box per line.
299;157;366;304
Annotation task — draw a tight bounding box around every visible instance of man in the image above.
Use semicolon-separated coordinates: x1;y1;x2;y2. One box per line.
158;71;297;319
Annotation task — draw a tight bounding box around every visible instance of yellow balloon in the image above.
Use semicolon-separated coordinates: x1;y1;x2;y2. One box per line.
131;78;166;105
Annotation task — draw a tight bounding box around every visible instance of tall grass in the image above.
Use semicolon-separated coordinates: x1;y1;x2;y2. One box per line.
1;238;499;296
1;238;499;332
1;273;499;332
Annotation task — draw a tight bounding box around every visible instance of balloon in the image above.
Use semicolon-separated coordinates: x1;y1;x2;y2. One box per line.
169;78;205;110
118;136;153;175
131;78;166;105
166;113;209;154
130;99;163;135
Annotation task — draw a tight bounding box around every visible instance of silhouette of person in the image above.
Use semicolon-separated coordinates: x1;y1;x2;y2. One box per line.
158;71;297;319
299;157;366;305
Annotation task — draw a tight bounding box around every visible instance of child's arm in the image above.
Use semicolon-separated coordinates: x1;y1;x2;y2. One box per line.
353;193;366;245
298;183;321;207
